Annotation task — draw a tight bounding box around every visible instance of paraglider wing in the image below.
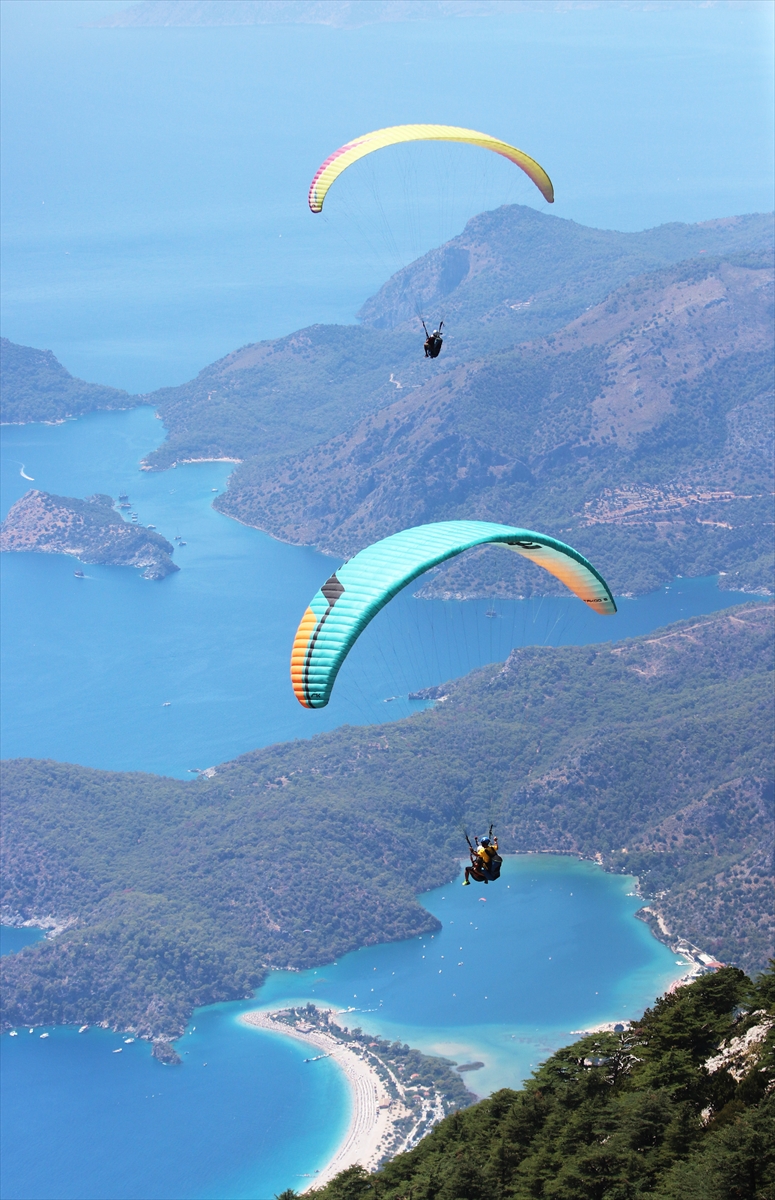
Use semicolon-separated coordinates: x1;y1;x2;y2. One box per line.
308;125;554;214
291;521;615;709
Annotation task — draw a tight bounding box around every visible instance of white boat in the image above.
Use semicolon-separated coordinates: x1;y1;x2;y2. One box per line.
40;1032;49;1038
124;1037;135;1043
162;701;171;707
113;1047;123;1054
9;1031;18;1037
78;1025;89;1033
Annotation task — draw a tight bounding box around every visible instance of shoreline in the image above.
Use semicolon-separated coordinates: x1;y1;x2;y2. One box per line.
241;1008;403;1191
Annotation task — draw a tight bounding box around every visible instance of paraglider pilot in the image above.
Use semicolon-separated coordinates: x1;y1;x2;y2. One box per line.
422;320;444;359
463;830;501;886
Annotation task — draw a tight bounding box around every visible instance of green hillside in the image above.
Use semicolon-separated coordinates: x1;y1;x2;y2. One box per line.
222;252;774;596
4;209;772;597
2;603;771;1041
309;966;775;1200
0;337;132;424
358;206;774;346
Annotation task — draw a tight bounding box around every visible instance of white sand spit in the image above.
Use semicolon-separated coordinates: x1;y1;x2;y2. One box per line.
241;1009;406;1190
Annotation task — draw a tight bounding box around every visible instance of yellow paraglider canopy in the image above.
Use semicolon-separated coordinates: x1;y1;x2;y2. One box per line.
308;124;554;213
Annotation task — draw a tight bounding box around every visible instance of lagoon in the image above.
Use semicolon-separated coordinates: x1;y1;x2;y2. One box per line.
1;855;684;1199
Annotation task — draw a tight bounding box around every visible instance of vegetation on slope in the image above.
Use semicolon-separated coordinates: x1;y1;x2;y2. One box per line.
224;253;774;596
1;604;771;1039
0;490;178;579
4;210;772;597
0;338;132;424
141;326;418;472
358;206;774;345
308;966;775;1200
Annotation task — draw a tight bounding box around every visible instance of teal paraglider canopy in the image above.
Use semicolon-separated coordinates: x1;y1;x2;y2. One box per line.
291;521;616;709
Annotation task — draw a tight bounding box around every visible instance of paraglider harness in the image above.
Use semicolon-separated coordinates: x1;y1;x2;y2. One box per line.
422;319;444;359
465;825;502;882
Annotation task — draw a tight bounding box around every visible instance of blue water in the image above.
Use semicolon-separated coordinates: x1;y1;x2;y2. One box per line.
1;408;762;777
1;856;685;1199
0;991;349;1200
2;1;772;392
0;926;45;956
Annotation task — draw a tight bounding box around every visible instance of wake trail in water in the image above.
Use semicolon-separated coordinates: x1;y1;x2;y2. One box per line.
18;464;35;481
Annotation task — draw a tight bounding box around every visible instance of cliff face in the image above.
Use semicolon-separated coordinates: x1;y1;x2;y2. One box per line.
0;491;178;580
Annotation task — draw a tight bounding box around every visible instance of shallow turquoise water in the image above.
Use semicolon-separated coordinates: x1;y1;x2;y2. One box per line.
255;855;684;1098
1;856;684;1198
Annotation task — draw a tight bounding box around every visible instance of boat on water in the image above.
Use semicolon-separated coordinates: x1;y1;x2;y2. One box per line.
40;1032;49;1038
113;1047;123;1054
9;1031;18;1037
118;502;131;510
124;1037;135;1043
162;701;171;707
78;1025;89;1033
179;540;187;546
147;524;156;529
118;493;129;501
485;608;498;618
74;569;85;578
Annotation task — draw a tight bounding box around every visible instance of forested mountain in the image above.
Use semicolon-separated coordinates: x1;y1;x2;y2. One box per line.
0;338;132;424
358;207;773;345
3;208;772;594
2;603;772;1040
140;326;418;473
309;966;775;1200
224;250;774;596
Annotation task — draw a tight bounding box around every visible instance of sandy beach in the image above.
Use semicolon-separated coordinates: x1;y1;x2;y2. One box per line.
241;1008;412;1191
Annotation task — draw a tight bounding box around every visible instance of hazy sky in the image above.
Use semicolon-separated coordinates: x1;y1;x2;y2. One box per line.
1;0;773;389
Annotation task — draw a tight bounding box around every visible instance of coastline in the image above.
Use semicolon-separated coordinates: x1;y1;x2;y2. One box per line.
241;1008;403;1190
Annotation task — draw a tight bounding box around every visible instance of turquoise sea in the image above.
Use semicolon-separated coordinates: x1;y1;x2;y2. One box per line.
2;857;686;1200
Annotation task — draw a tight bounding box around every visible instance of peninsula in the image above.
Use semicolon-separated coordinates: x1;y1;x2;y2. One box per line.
243;1005;473;1186
308;966;775;1199
1;603;771;1043
0;490;178;580
4;208;772;597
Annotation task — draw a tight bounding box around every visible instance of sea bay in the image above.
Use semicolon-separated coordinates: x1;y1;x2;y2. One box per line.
1;855;685;1199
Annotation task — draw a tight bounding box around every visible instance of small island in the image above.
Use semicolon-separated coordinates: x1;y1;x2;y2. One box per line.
0;490;178;580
